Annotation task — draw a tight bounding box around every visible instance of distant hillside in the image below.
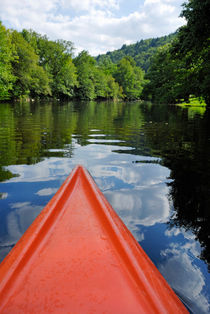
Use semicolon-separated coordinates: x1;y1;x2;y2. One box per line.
96;33;176;72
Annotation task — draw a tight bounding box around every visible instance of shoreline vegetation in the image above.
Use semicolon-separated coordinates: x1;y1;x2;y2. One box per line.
177;97;207;116
0;0;209;106
177;97;206;108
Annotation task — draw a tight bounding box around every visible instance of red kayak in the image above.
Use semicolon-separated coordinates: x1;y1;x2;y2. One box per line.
0;165;187;313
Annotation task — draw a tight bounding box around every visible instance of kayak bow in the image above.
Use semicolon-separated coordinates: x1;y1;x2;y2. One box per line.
0;165;187;313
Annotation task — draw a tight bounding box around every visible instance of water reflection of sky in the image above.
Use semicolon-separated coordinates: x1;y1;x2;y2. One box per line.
160;234;209;313
0;142;210;313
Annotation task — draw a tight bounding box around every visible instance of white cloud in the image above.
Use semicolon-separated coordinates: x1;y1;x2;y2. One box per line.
0;0;185;55
61;0;120;12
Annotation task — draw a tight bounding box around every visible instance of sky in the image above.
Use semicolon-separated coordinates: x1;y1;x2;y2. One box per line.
0;0;186;56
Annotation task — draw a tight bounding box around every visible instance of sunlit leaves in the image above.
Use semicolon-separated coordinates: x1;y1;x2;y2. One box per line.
114;56;145;99
0;22;16;100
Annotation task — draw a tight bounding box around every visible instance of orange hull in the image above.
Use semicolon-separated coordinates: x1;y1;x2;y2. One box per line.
0;166;187;313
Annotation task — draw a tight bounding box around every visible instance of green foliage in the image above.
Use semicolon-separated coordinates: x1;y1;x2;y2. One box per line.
73;51;122;100
22;30;77;99
11;31;51;98
143;0;210;105
73;51;96;100
0;22;166;102
93;68;109;99
0;22;16;100
143;44;191;103
38;38;77;98
177;97;206;107
177;97;206;118
96;34;176;72
97;56;117;75
106;75;123;99
179;0;210;53
114;57;145;99
171;0;210;106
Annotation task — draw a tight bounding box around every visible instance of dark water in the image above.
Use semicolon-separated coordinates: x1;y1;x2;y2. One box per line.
0;100;210;313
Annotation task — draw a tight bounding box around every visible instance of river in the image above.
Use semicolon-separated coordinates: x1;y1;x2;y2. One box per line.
0;100;209;313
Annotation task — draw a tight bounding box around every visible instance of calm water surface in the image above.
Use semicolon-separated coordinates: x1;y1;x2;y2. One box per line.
0;100;210;313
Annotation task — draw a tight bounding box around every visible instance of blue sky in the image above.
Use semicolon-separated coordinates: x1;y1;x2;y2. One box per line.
0;0;185;56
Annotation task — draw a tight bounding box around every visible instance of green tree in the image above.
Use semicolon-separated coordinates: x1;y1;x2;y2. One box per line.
93;67;123;100
73;51;96;100
143;44;193;103
97;56;117;75
114;56;145;99
0;22;16;100
106;75;123;99
172;0;210;105
22;30;77;99
11;31;51;98
93;67;108;99
38;38;77;98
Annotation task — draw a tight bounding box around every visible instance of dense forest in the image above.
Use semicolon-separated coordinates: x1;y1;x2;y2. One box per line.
96;33;176;72
0;25;145;101
0;0;209;105
143;0;210;106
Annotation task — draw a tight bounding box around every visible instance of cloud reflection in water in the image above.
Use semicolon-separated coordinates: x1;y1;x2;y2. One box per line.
0;202;43;261
159;241;210;314
104;183;170;243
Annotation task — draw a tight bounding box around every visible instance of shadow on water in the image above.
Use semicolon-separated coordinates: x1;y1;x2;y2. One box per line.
0;100;210;313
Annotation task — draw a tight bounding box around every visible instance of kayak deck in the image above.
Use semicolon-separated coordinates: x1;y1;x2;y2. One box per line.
0;165;187;313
